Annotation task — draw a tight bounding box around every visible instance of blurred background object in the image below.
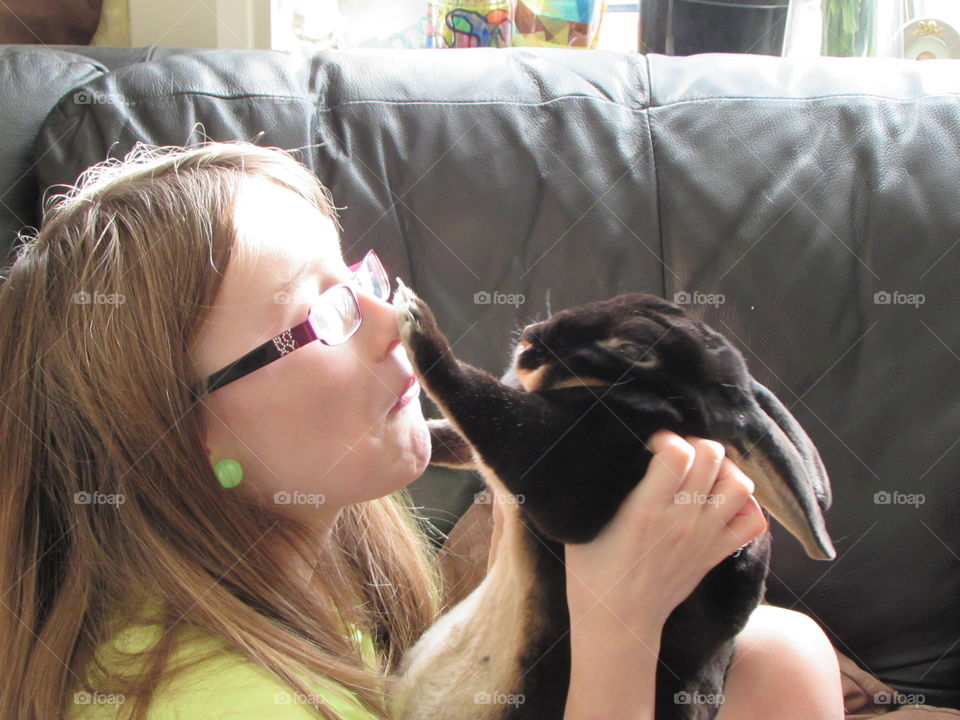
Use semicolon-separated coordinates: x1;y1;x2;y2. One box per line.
339;0;429;48
91;0;129;46
512;0;606;48
820;0;876;56
121;0;428;50
0;0;103;44
639;0;791;55
0;0;633;52
427;0;512;48
596;1;640;50
270;0;342;52
891;16;960;60
784;0;960;58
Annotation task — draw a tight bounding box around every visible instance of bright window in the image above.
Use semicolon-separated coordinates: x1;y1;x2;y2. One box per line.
595;2;640;52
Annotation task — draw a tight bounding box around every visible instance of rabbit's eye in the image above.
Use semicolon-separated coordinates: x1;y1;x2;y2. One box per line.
618;343;658;368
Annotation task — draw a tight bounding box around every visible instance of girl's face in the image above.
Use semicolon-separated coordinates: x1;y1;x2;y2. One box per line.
192;177;430;531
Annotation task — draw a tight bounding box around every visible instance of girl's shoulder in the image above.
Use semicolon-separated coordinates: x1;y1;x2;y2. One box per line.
69;616;380;720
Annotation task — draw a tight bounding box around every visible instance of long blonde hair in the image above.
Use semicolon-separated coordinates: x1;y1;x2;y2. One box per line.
0;142;444;720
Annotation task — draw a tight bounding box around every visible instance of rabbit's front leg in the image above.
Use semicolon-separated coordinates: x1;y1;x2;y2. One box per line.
392;279;552;465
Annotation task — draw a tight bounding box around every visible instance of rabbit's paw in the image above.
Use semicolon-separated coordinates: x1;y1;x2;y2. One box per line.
393;278;453;377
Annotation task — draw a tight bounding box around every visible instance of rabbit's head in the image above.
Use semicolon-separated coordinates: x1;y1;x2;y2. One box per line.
505;292;836;561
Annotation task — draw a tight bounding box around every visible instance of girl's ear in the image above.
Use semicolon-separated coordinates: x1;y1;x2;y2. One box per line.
427;419;476;469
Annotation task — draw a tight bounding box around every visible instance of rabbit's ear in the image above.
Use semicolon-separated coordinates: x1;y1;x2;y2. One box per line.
749;379;832;510
720;379;835;561
427;419;477;469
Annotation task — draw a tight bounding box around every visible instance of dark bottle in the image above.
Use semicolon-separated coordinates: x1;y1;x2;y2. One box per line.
639;0;791;56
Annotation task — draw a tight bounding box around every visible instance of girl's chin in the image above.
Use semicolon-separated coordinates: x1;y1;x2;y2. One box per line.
393;410;431;478
411;413;432;476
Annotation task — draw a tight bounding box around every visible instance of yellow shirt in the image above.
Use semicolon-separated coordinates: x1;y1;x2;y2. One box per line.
68;614;381;720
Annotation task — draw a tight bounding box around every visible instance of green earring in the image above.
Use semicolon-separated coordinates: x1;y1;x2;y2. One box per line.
214;458;244;489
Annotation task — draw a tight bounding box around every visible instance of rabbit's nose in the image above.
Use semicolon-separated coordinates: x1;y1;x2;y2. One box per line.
519;323;540;341
522;324;551;350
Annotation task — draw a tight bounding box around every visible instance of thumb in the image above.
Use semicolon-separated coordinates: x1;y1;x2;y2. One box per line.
718;495;767;561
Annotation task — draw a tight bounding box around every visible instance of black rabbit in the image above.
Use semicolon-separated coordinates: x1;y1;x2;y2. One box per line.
389;282;835;720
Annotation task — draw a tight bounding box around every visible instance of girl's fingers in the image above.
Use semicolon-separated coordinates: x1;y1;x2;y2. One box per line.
676;436;726;501
710;457;767;556
641;430;696;504
720;495;768;556
710;457;756;525
633;431;767;561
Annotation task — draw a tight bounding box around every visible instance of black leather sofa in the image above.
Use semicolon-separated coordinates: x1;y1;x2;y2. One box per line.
1;43;957;711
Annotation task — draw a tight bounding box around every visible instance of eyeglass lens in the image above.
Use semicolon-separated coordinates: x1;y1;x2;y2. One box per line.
352;251;391;302
324;286;361;344
314;251;390;345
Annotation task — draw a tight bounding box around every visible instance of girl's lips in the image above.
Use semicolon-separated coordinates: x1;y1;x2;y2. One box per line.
390;376;420;413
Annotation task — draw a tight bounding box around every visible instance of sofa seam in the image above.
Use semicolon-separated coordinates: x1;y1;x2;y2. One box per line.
647;92;960;109
67;87;959;116
64;89;647;113
327;96;643;111
644;57;667;300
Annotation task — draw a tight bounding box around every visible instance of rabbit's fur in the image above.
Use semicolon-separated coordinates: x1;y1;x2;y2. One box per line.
389;285;834;720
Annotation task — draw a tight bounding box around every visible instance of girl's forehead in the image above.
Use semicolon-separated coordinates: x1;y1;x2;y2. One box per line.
191;179;343;372
232;176;342;274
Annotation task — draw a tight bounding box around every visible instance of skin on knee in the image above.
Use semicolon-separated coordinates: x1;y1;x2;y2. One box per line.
715;605;844;720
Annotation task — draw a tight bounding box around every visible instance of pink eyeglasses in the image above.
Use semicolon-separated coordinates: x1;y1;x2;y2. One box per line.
193;249;391;398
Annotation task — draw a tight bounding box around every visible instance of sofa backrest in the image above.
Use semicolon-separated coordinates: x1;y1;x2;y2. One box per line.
3;45;959;707
0;46;106;262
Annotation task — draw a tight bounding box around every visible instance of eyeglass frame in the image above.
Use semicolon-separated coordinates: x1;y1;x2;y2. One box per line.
191;249;390;399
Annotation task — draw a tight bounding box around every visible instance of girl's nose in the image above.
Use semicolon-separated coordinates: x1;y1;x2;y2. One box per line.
355;288;401;361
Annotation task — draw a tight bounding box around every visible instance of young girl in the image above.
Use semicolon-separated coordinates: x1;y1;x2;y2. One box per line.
0;142;843;720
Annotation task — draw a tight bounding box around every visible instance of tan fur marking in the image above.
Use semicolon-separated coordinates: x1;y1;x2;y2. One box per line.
390;461;537;719
390;380;539;720
546;376;609;390
724;446;829;560
515;364;548;393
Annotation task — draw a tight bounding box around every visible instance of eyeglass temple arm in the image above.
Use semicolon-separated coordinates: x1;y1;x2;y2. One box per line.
192;257;369;400
194;321;317;398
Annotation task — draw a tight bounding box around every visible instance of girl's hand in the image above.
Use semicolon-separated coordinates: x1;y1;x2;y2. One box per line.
564;429;768;630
